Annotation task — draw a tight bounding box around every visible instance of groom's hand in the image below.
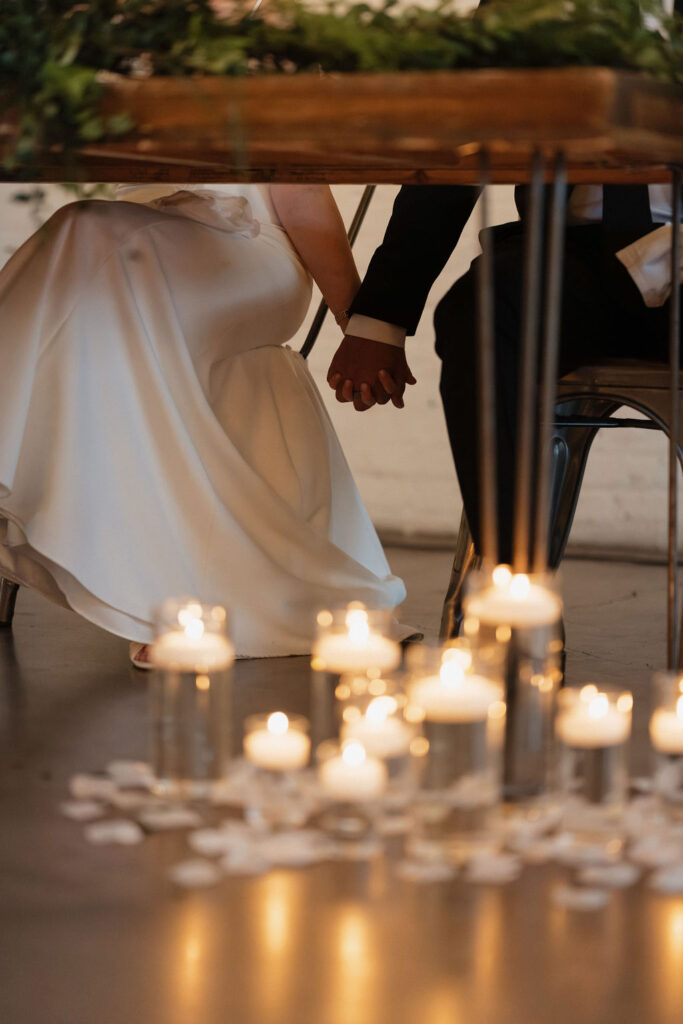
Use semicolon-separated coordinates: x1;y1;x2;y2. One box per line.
327;336;416;412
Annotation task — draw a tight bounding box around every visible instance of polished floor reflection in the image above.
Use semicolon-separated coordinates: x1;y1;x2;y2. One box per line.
0;550;675;1024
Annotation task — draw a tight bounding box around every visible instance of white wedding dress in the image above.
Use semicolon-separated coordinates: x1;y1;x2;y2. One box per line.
0;183;405;656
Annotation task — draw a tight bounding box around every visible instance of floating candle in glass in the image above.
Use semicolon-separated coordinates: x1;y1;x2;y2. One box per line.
242;713;312;830
244;712;311;772
650;672;683;821
148;598;234;799
405;645;505;864
463;566;563;802
310;603;401;749
556;686;632;841
318;740;387;801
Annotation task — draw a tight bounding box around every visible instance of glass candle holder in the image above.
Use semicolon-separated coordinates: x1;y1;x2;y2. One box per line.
404;644;506;864
337;676;420;823
463;565;563;802
316;739;387;840
148;597;234;799
242;712;312;830
556;686;632;856
310;603;401;751
650;671;683;822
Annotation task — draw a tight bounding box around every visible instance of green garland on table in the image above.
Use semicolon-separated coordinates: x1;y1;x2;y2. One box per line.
1;0;682;168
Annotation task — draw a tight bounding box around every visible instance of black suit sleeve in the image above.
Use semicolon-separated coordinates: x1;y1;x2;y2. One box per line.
349;184;479;336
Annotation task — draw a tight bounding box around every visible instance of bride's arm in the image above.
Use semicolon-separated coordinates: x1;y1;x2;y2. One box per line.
269;185;360;332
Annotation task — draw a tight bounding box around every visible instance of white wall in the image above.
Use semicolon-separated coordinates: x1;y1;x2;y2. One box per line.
0;182;670;556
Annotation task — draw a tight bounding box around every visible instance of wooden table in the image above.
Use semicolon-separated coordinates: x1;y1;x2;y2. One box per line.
1;68;682;184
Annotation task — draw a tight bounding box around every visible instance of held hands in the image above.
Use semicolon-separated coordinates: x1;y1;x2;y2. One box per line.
327;336;416;412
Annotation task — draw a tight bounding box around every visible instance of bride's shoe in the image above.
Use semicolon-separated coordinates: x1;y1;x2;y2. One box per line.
129;642;154;670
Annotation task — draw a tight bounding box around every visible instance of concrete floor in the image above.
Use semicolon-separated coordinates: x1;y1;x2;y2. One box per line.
0;549;670;778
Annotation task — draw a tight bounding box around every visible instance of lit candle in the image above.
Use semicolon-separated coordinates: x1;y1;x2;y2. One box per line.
151;602;234;671
244;713;311;771
312;606;400;674
556;686;632;748
650;696;683;755
341;696;414;759
465;565;562;628
409;659;503;723
319;741;387;801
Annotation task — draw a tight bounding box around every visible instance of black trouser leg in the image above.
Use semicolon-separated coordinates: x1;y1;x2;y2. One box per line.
434;224;667;563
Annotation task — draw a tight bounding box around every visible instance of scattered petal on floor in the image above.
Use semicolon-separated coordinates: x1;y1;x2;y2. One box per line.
376;815;412;836
330;838;383;861
106;761;154;789
552;884;610;911
629;835;683;868
518;833;573;865
84;820;145;845
650;864;683;894
577;863;641;889
394;860;456;884
465;853;522;885
168;858;223;888
108;790;156;812
189;827;251;857
60;800;105;821
258;830;335;868
220;849;271;876
138;806;203;831
70;774;118;800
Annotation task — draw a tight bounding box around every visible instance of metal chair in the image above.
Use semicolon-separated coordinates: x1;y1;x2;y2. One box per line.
440;358;683;642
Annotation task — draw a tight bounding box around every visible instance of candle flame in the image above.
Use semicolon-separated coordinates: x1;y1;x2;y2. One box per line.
440;660;465;688
346;608;370;645
587;694;609;719
342;742;366;766
442;646;472;672
617;693;633;714
267;712;289;735
492;564;512;588
580;684;599;702
509;574;531;599
185;618;204;641
317;609;333;628
365;696;398;724
488;700;507;720
677;695;683;719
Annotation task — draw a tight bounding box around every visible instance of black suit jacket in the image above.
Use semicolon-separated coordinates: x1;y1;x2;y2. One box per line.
350;0;681;335
348;177;665;336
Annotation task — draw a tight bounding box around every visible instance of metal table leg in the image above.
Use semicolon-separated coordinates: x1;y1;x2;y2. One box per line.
669;167;681;669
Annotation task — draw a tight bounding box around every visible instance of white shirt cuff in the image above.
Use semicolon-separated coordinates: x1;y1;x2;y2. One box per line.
616;224;683;308
346;314;407;348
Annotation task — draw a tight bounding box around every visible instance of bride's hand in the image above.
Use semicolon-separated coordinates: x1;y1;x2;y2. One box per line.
327;336;416;412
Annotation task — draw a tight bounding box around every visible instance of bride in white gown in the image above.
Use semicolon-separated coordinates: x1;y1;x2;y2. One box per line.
0;182;405;658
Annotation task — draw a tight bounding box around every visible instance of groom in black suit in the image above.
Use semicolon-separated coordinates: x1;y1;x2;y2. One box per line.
327;180;676;564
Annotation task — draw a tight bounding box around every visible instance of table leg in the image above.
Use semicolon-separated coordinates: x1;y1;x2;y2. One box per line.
513;148;544;573
669;167;681;669
534;152;567;573
476;149;498;566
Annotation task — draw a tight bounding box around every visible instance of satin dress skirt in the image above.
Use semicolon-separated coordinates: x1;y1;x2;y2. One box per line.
0;189;405;656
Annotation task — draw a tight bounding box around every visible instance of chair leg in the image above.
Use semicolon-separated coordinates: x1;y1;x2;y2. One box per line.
0;578;19;627
547;398;620;568
439;509;481;641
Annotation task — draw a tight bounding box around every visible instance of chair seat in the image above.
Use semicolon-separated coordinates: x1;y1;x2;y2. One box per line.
559;359;683;393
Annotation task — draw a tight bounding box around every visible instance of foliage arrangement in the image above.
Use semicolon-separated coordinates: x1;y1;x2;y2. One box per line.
1;0;681;166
